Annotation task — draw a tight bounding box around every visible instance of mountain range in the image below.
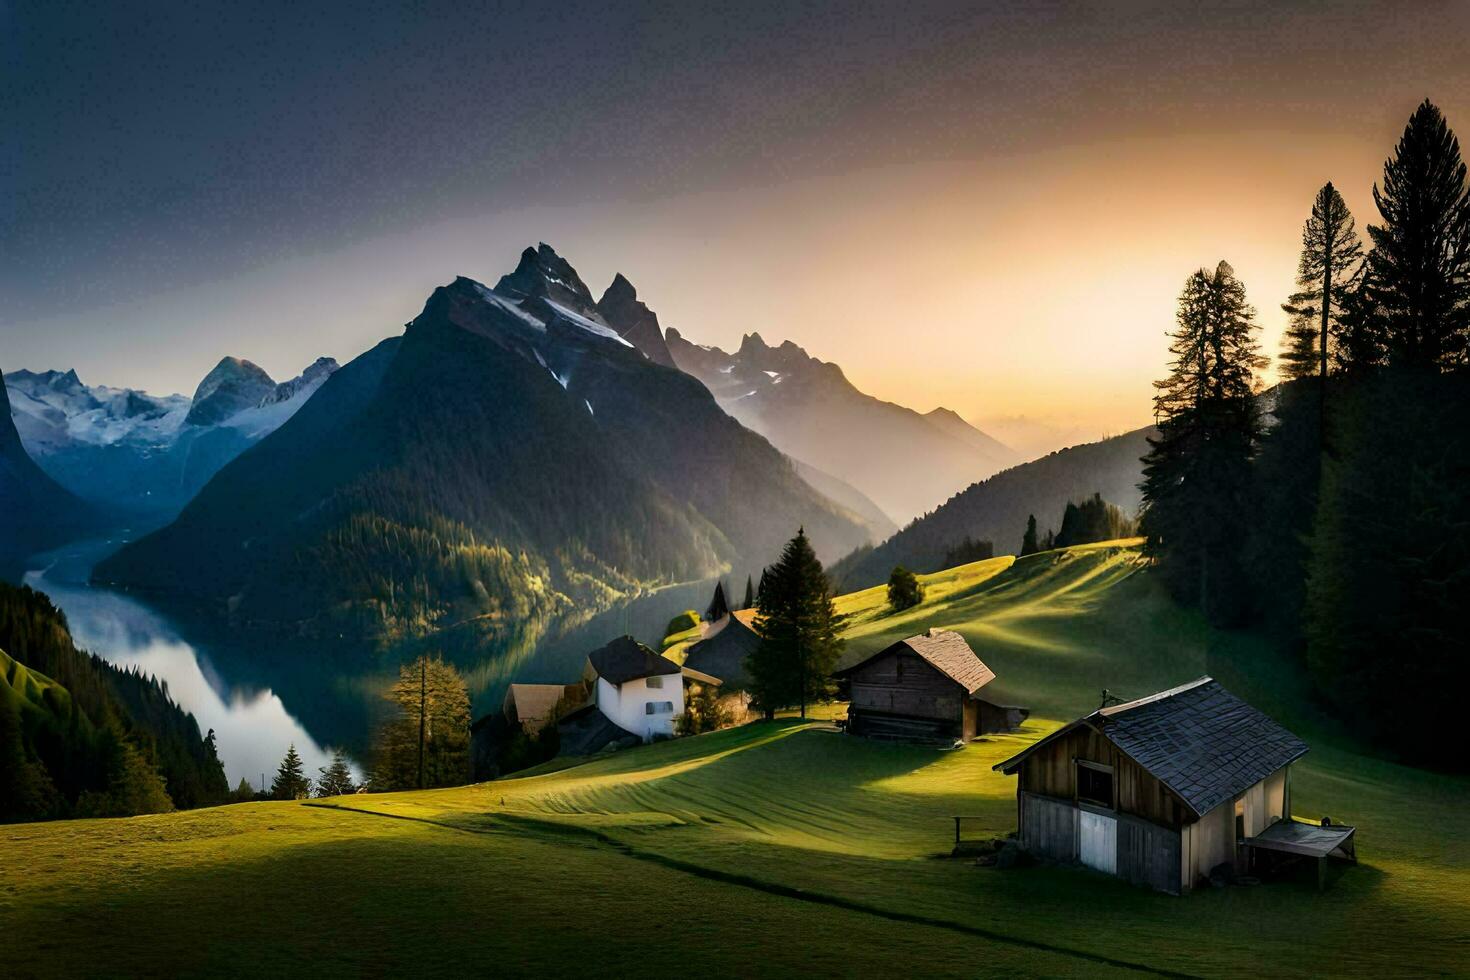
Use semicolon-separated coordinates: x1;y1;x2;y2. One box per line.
95;245;875;644
0;373;100;576
829;425;1156;590
664;329;1018;526
5;356;338;518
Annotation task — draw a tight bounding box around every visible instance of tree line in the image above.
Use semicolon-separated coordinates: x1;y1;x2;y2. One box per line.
1140;99;1470;768
0;583;228;822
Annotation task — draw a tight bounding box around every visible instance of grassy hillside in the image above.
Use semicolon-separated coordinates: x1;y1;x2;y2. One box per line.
4;542;1466;977
831;426;1155;590
1;646;73;718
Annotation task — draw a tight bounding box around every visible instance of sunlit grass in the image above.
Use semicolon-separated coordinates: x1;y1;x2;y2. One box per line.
5;539;1467;978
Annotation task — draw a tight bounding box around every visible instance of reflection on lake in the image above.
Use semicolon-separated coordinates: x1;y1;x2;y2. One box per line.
27;561;348;791
25;538;711;791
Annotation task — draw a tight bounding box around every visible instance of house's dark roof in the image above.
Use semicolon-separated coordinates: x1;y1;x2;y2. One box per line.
683;610;761;688
834;628;995;695
587;635;681;685
994;677;1309;818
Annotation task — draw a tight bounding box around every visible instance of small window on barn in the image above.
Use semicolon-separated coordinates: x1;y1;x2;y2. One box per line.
1076;761;1114;809
645;701;674;715
646;675;664;689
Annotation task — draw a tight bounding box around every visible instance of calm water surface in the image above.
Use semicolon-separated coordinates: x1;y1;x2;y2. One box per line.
25;537;707;791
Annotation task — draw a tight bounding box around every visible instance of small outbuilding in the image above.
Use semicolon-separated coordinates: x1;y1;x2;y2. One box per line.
683;608;762;688
833;628;1029;741
992;676;1351;894
502;682;583;735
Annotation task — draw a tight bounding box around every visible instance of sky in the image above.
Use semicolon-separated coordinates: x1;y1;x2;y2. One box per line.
5;1;1470;442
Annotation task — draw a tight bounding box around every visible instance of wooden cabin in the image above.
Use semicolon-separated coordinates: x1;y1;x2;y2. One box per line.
992;677;1345;894
833;629;1028;741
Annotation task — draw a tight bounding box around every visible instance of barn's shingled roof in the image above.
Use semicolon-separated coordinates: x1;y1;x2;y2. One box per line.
994;677;1309;817
834;628;996;694
587;636;681;685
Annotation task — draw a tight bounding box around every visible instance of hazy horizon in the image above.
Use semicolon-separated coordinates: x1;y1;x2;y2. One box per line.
7;2;1469;438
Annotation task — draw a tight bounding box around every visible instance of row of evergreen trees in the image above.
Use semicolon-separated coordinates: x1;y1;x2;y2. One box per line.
0;584;228;823
1140;99;1470;767
1020;494;1138;556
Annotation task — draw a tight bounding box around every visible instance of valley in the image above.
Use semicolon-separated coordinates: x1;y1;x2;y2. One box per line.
5;542;1465;978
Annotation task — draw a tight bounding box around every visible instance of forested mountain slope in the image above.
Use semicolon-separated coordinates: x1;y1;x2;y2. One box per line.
96;246;871;644
831;426;1154;589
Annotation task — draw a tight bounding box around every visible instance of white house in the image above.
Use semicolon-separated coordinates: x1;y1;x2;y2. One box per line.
581;636;690;741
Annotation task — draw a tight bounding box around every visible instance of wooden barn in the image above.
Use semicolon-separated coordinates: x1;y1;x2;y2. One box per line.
833;629;1028;741
993;677;1354;894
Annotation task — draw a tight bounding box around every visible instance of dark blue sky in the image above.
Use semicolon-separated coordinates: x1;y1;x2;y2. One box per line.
5;1;1468;427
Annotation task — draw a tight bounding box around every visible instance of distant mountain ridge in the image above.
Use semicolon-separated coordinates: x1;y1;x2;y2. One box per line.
664;328;1018;525
96;245;873;645
830;425;1155;590
0;372;100;577
5;356;338;518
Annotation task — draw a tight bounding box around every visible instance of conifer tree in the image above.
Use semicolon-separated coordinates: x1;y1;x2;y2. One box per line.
1280;184;1362;396
372;655;470;790
1021;515;1039;556
271;743;311;800
1140;261;1266;623
315;750;357;797
1364;99;1470;369
748;529;845;718
705;581;730;621
742;575;755;610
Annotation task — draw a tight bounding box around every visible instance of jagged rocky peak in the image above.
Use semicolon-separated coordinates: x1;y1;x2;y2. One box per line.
260;356;340;406
185;357;276;426
596;273;678;368
494;242;598;315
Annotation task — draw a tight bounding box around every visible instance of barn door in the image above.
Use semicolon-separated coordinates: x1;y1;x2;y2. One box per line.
1079;810;1117;875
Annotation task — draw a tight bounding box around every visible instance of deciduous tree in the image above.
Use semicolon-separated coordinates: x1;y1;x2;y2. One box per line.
886;566;924;611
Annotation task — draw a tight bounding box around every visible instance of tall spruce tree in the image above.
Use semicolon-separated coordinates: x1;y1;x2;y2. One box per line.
1303;100;1470;768
1021;515;1039;556
1364;99;1470;369
748;529;845;718
270;744;311;800
1280;184;1363;397
1140;261;1266;623
742;575;755;610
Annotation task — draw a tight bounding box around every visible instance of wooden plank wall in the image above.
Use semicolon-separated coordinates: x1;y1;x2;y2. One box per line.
848;651;963;726
1116;811;1181;894
1020;791;1078;862
1018;727;1185;829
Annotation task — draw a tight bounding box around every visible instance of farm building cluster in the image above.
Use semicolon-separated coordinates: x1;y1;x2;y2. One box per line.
472;582;1350;895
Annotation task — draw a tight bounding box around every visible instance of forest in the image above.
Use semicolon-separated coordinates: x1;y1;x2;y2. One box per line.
1140;100;1470;769
0;583;228;821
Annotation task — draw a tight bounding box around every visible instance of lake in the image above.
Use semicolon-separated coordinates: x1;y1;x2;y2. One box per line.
24;537;710;791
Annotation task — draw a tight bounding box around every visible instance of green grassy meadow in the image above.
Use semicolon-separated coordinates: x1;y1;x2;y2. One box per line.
4;542;1467;978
